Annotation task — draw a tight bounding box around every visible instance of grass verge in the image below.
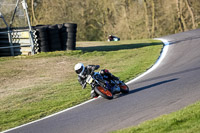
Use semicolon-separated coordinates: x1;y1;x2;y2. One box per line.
111;101;200;133
0;40;162;131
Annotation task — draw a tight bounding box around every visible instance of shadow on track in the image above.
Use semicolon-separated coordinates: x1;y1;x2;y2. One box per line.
76;42;162;52
164;29;200;45
136;66;200;84
169;36;200;45
117;78;178;98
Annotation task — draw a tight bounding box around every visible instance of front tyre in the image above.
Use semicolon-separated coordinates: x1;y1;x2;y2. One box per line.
94;86;113;100
120;82;129;94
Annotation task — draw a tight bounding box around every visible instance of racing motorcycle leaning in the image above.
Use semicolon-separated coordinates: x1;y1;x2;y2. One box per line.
85;70;129;100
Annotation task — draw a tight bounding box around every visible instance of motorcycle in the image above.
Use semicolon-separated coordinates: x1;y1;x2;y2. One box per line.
85;71;129;100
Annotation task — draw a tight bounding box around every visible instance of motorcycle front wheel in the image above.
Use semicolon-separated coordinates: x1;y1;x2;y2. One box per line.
94;86;113;100
120;82;129;94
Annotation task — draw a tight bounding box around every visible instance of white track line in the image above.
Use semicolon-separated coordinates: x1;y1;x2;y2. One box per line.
1;38;170;133
126;38;170;84
1;98;98;133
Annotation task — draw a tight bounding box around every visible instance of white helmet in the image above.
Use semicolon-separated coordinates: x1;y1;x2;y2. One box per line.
74;63;85;75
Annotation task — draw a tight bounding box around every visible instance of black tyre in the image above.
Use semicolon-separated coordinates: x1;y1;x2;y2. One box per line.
61;32;68;40
38;40;49;52
38;36;47;41
0;28;7;32
67;28;77;33
64;23;77;28
37;33;48;39
67;38;76;43
49;40;62;51
35;26;48;41
48;25;58;30
94;86;113;100
62;45;67;50
50;37;60;43
67;40;76;50
60;32;68;50
48;30;59;37
40;45;49;52
58;24;67;32
67;33;76;38
120;82;129;94
36;28;46;33
57;24;63;29
0;34;8;39
48;28;62;51
39;41;49;46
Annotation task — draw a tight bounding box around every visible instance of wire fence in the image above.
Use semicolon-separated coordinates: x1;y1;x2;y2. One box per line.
0;0;35;56
0;0;27;28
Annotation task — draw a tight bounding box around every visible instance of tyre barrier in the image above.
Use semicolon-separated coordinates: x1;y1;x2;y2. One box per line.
48;25;62;51
34;25;49;52
0;23;77;56
57;24;67;50
34;23;77;52
63;23;77;50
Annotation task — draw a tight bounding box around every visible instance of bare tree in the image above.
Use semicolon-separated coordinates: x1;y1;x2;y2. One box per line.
151;0;155;37
185;0;196;29
176;0;184;31
28;0;200;41
31;0;38;24
143;0;150;37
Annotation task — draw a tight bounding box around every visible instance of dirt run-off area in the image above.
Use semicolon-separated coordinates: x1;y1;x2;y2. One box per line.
0;56;78;99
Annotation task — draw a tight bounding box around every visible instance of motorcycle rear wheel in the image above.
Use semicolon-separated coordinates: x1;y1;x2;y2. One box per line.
94;86;113;100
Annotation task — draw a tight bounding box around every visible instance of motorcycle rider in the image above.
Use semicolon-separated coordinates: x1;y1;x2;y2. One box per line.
74;63;119;98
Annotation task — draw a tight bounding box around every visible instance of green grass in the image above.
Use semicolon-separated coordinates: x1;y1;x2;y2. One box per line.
111;101;200;133
0;40;162;131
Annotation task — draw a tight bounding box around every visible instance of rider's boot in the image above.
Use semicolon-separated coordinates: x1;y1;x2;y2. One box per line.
91;90;99;98
111;75;119;81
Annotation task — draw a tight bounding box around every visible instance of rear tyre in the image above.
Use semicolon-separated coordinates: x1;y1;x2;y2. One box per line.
94;86;113;100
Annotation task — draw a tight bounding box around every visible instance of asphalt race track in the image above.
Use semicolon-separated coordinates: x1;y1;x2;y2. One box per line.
3;29;200;133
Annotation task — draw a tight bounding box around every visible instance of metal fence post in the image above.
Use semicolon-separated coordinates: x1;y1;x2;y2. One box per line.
7;29;14;56
21;0;35;55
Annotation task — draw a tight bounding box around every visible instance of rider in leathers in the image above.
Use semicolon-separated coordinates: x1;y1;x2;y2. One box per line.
74;63;119;98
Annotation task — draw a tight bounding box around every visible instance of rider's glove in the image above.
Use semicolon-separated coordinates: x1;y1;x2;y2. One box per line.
95;65;100;70
112;75;119;81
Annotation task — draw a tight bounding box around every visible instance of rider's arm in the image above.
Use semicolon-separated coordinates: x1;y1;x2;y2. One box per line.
102;69;119;80
78;76;86;89
87;65;100;74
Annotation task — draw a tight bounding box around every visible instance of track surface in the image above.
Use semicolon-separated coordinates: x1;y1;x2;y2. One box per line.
4;29;200;133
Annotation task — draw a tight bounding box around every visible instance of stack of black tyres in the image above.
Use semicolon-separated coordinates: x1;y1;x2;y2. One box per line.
58;24;67;50
64;23;77;50
48;25;62;51
35;23;77;52
35;25;49;52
